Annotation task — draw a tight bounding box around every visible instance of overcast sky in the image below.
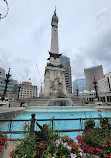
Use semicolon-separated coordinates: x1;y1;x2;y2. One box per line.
0;0;111;92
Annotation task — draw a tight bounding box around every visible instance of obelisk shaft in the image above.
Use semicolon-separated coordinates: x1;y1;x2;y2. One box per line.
50;9;59;54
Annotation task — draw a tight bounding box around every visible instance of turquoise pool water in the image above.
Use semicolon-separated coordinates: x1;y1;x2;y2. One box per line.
1;107;111;140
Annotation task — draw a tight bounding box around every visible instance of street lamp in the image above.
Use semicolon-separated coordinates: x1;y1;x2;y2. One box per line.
76;87;79;98
1;68;11;101
93;76;99;100
17;85;21;101
0;0;9;21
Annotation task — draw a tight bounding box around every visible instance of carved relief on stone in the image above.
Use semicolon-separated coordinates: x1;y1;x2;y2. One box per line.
53;71;58;77
53;71;61;78
54;77;63;90
50;77;62;91
45;70;50;77
50;79;55;89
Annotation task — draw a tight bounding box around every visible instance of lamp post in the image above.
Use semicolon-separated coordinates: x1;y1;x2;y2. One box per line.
0;0;9;21
1;68;11;101
93;76;99;100
76;87;79;98
17;85;21;101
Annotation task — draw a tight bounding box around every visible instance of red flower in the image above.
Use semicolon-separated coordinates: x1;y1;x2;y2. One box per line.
101;150;103;154
105;154;108;158
96;148;99;152
107;138;110;141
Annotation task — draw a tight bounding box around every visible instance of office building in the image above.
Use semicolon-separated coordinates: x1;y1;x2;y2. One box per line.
19;82;37;99
84;65;104;91
98;72;111;93
105;72;111;91
60;55;72;93
73;79;86;93
0;67;5;76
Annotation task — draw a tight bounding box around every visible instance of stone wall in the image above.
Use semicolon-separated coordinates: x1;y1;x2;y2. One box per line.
10;101;21;107
0;109;24;120
0;108;25;127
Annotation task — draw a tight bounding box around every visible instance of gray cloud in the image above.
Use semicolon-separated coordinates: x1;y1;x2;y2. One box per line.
84;5;111;75
1;0;111;93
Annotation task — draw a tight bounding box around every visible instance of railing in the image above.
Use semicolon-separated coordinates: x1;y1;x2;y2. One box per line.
0;116;111;137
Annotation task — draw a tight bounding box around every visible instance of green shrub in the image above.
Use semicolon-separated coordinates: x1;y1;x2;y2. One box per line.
99;114;111;130
84;119;95;130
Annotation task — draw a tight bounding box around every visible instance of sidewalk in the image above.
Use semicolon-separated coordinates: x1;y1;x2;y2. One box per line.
3;140;21;158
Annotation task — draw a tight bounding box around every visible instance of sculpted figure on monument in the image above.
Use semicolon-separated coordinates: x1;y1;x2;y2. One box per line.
56;89;67;98
45;70;50;77
49;77;66;98
50;77;62;91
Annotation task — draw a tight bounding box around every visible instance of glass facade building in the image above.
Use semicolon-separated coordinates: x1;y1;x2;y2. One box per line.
73;79;86;93
60;55;72;93
60;55;70;68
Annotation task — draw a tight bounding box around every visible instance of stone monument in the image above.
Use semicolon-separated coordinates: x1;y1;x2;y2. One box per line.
42;9;68;98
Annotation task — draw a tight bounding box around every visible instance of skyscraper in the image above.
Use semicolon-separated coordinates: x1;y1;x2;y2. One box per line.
73;79;86;93
84;65;104;91
60;55;72;93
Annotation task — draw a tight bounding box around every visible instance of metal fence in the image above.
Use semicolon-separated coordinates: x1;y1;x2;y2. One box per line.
0;117;111;137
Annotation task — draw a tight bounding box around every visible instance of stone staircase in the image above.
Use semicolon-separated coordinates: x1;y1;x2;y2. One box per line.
28;98;50;106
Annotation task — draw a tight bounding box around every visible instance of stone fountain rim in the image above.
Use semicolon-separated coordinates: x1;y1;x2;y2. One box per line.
50;98;72;101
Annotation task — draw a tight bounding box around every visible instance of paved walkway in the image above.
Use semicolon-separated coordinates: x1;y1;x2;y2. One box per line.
94;105;111;109
0;107;25;157
94;105;111;112
0;107;25;114
3;140;21;158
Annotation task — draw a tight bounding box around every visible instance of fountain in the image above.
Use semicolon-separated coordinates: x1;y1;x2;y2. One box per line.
49;98;73;106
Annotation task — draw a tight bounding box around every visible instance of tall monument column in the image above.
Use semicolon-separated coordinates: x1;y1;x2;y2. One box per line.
50;9;59;54
42;10;67;98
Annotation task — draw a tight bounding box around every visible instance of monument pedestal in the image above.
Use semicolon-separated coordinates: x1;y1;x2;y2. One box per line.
42;66;67;98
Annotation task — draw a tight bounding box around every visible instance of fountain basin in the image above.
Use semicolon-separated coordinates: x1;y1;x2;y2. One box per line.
48;98;73;106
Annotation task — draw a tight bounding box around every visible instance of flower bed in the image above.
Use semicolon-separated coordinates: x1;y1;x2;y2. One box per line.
10;123;86;158
43;135;85;158
0;131;8;157
10;135;86;158
76;117;111;158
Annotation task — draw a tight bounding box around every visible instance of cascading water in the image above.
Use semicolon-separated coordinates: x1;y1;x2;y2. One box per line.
49;98;73;106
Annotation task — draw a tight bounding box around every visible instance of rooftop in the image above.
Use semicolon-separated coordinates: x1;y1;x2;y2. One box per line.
84;65;102;71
